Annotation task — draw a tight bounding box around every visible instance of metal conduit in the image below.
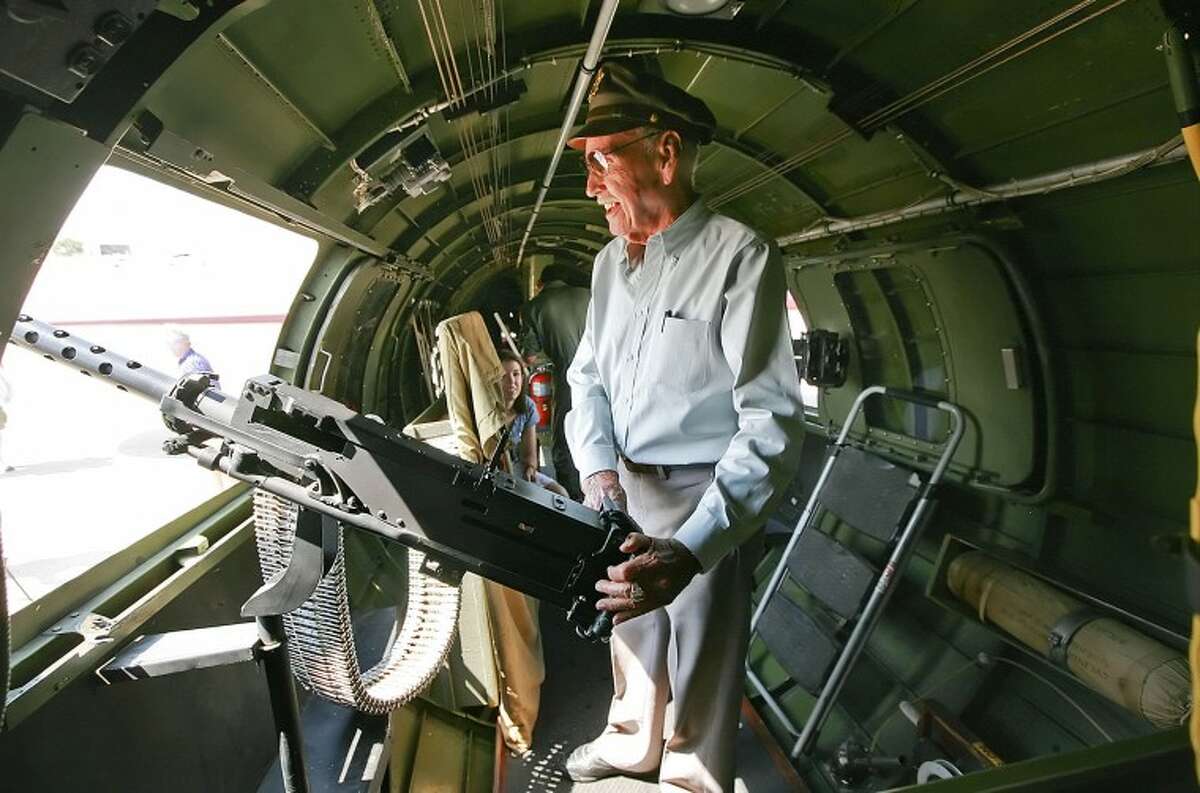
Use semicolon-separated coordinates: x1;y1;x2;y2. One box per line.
514;0;620;268
776;137;1188;247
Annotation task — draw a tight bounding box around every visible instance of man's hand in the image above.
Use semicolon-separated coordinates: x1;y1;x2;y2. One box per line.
595;534;702;625
583;469;627;512
522;464;538;482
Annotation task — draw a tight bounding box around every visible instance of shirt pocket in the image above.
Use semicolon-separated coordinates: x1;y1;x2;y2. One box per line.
648;315;711;392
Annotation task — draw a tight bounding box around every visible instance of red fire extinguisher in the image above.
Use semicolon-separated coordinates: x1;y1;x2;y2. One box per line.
529;366;553;430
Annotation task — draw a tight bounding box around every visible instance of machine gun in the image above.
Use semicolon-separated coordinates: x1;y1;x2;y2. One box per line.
10;314;633;639
7;313;636;791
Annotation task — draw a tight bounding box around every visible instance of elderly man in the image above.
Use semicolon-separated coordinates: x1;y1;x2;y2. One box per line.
564;62;805;792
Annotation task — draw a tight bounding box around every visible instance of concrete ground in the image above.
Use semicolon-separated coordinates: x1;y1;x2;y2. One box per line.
1;322;284;612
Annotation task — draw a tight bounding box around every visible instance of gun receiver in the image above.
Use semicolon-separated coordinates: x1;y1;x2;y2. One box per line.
9;314;631;641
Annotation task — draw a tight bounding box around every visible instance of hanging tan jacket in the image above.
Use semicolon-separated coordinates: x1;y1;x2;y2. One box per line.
435;312;509;464
434;311;545;754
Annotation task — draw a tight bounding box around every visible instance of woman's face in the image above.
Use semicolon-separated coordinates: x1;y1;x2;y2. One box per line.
501;359;524;406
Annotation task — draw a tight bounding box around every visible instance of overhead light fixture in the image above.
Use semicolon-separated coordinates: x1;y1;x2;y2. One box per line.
640;0;743;18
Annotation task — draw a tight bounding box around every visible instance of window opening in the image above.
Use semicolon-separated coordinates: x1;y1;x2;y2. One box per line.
786;292;821;412
1;165;317;613
833;267;949;442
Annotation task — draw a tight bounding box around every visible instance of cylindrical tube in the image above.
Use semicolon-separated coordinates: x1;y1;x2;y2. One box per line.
10;314;175;401
948;551;1191;729
8;313;237;427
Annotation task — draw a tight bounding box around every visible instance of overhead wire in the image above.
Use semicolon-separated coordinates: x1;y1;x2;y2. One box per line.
418;0;509;265
443;1;500;247
455;0;496;248
458;0;510;267
706;0;1130;210
857;0;1117;130
483;0;512;268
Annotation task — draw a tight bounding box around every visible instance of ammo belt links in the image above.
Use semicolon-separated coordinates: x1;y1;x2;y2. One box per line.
253;491;461;714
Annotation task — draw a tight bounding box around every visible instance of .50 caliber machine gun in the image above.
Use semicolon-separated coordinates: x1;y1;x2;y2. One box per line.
10;314;633;640
8;314;637;791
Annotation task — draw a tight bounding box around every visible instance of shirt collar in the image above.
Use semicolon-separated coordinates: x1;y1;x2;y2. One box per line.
617;199;710;270
654;199;710;258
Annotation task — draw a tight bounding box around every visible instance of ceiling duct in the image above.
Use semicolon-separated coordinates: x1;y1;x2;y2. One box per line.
352;127;451;213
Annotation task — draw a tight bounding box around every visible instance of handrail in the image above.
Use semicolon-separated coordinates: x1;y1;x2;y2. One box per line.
513;0;620;268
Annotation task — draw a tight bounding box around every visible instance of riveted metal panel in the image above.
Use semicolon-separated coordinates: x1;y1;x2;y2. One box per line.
794;237;1040;490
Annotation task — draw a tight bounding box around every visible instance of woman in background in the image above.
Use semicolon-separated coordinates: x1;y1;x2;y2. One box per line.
498;349;569;498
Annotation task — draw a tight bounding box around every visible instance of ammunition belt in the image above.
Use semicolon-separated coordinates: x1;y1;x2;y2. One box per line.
253;492;460;714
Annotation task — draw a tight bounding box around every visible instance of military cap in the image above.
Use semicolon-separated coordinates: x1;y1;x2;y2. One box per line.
567;60;716;149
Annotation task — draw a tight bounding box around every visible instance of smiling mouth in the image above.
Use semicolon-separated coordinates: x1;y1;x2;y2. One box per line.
598;196;621;216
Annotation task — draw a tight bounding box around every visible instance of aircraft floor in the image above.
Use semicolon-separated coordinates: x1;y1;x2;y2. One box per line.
499;606;799;792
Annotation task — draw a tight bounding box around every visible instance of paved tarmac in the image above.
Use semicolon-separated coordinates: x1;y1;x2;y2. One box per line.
1;322;279;612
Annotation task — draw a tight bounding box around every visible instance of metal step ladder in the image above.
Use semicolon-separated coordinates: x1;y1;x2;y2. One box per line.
746;386;964;759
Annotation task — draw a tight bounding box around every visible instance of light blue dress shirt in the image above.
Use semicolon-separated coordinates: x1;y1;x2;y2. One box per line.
565;201;806;571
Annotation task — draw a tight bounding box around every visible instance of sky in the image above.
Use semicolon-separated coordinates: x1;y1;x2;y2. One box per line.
22;166;319;323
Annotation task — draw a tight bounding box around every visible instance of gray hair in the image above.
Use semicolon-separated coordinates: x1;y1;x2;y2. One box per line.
640;127;698;188
164;326;190;345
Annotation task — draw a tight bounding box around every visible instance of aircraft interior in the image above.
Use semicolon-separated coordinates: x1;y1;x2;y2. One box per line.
1;1;1200;791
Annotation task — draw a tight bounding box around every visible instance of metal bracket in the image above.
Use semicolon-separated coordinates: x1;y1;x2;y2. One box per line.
95;622;260;684
241;507;339;618
0;1;157;102
1047;607;1099;668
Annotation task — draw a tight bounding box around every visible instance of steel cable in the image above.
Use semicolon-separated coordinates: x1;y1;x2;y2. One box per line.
709;0;1130;210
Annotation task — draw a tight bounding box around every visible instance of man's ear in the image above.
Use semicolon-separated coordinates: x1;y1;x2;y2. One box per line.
658;130;683;186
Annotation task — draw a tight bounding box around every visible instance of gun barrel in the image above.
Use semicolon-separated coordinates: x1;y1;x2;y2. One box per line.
9;314;177;401
8;314;238;428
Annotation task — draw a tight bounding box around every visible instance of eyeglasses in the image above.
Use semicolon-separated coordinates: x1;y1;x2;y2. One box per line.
584;130;662;175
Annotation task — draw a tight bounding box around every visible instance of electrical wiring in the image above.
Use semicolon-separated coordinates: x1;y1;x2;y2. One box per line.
866;650;1116;757
707;0;1131;210
416;0;513;267
989;655;1115;744
867;657;980;752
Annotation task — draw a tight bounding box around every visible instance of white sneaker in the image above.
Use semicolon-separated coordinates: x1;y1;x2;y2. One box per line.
565;742;623;783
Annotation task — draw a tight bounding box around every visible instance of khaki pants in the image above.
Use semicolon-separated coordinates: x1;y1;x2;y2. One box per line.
589;461;758;793
484;580;545;754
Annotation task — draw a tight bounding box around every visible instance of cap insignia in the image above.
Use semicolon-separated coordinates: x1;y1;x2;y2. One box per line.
588;66;606;101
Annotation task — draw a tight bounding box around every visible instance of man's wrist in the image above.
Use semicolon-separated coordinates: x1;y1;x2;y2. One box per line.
576;449;619;481
673;506;725;573
669;539;702;576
